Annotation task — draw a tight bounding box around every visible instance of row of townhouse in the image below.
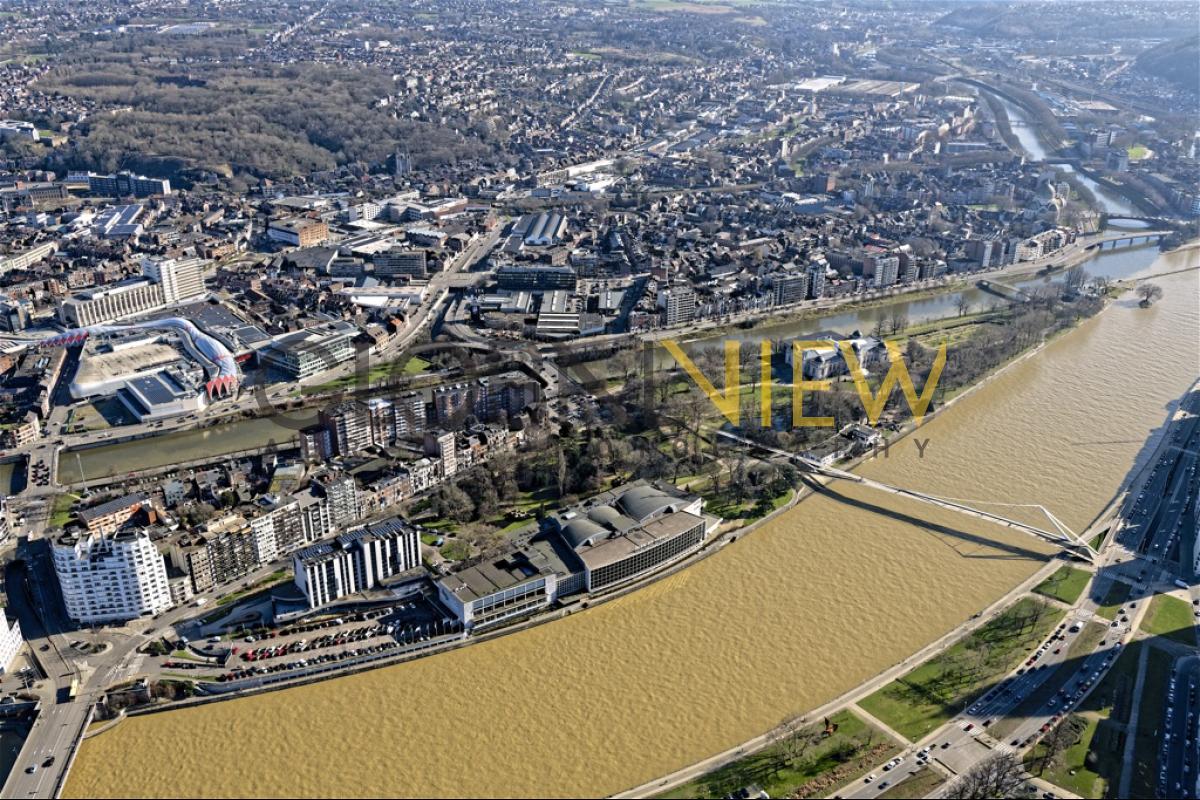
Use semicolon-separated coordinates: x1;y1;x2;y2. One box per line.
169;476;362;595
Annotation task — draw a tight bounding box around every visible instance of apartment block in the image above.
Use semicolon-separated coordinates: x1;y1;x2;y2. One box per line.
53;530;173;625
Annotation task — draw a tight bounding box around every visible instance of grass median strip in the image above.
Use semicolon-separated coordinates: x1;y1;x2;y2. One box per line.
858;596;1065;741
1129;646;1173;798
1030;639;1145;798
1025;713;1104;797
877;766;944;799
1141;594;1197;646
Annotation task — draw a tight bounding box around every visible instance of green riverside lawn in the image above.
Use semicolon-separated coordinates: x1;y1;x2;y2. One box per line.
1032;565;1091;606
858;596;1065;741
655;709;899;800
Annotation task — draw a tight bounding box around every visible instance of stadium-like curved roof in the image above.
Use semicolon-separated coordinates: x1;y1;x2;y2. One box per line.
586;505;636;531
616;485;678;522
560;517;607;550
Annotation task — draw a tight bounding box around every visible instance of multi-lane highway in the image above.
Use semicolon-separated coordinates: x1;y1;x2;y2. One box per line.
1157;656;1200;799
1073;381;1200;800
840;569;1138;800
842;382;1200;800
1132;383;1200;800
1121;386;1200;569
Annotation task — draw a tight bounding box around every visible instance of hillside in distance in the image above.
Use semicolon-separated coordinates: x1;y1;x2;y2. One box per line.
934;1;1196;42
36;56;496;184
1134;35;1200;96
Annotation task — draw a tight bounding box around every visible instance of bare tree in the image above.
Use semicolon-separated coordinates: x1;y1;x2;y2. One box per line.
759;722;794;780
888;309;909;336
1138;282;1164;307
1035;715;1085;775
614;349;637;385
957;296;972;317
782;725;822;766
554;446;567;498
1065;266;1090;291
953;753;1026;799
1023;597;1048;635
740;341;763;393
728;457;751;502
1014;314;1043;348
682;391;709;458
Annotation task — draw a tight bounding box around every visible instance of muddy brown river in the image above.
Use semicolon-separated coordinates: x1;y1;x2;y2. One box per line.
65;249;1198;798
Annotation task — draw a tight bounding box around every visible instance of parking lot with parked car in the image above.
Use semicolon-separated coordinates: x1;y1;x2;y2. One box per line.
156;595;459;686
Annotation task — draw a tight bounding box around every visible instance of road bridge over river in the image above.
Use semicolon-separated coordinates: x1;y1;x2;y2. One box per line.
977;279;1032;303
715;429;1100;563
1086;230;1168;251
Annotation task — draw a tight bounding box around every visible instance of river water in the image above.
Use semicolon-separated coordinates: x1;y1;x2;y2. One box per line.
720;243;1158;343
65;246;1198;797
995;94;1139;217
0;461;15;496
56;413;308;485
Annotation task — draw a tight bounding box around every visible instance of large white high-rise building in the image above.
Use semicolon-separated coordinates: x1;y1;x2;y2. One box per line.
292;518;420;608
0;609;21;674
140;256;207;303
53;530;173;625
